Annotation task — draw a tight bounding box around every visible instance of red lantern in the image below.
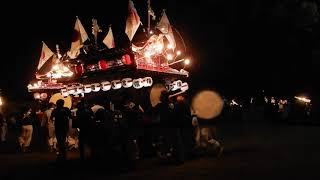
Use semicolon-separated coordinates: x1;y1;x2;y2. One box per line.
122;54;132;65
98;60;108;70
74;64;84;75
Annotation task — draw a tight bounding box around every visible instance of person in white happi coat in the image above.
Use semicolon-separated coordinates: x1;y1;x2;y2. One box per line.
42;103;57;152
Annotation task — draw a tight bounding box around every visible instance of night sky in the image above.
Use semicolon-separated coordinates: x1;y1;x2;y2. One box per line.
0;0;318;101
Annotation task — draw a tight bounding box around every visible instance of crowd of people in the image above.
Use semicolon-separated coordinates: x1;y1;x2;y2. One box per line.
0;92;224;164
223;95;312;123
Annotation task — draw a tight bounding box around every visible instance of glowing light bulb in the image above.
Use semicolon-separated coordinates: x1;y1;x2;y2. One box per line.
176;51;181;55
184;59;190;65
167;44;173;49
167;54;173;60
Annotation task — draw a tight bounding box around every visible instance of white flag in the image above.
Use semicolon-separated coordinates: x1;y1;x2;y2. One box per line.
125;0;141;41
71;17;89;52
156;11;176;49
37;42;54;70
103;26;115;48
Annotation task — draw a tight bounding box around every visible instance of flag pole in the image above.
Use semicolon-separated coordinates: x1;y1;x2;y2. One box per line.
147;0;151;34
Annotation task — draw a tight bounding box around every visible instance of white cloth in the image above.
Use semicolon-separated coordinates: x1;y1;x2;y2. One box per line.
19;125;33;147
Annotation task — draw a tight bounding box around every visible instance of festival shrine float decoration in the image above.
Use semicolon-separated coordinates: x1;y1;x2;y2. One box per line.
27;0;190;105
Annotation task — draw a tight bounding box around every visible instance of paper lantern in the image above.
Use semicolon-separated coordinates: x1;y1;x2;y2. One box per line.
101;81;111;91
91;83;101;92
143;77;153;87
61;88;69;97
98;60;108;70
67;85;76;94
111;80;122;89
180;82;189;92
122;54;132;65
33;92;41;100
84;84;92;93
121;78;133;88
74;85;84;95
133;78;143;89
171;80;183;91
166;83;174;91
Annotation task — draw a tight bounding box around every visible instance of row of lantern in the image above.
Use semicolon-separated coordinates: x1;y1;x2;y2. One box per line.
61;77;153;96
74;54;133;75
33;92;48;100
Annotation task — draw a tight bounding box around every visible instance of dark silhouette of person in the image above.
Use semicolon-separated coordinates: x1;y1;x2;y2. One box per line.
76;100;95;160
123;99;144;160
174;95;194;161
51;99;71;161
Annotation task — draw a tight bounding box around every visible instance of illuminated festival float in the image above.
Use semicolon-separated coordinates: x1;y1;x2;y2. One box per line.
27;0;190;107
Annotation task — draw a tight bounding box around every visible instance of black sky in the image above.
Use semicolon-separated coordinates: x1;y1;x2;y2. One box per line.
0;0;318;101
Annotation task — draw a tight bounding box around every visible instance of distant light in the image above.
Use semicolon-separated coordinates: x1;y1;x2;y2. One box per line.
167;54;173;60
231;99;239;106
167;44;173;49
176;51;181;55
149;30;154;34
161;28;165;31
184;59;190;65
0;96;3;106
294;96;311;103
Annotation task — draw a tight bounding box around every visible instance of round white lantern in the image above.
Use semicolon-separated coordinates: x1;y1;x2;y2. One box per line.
180;82;189;92
67;85;76;94
61;88;69;97
121;78;133;88
84;84;92;93
91;83;101;92
143;77;153;87
101;81;111;91
111;80;122;90
133;78;144;89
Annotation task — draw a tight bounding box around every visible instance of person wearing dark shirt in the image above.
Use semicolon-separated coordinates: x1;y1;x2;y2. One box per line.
174;95;194;161
51;99;71;161
76;100;95;160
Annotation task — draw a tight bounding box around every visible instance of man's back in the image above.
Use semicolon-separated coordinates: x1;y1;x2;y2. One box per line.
52;107;70;132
